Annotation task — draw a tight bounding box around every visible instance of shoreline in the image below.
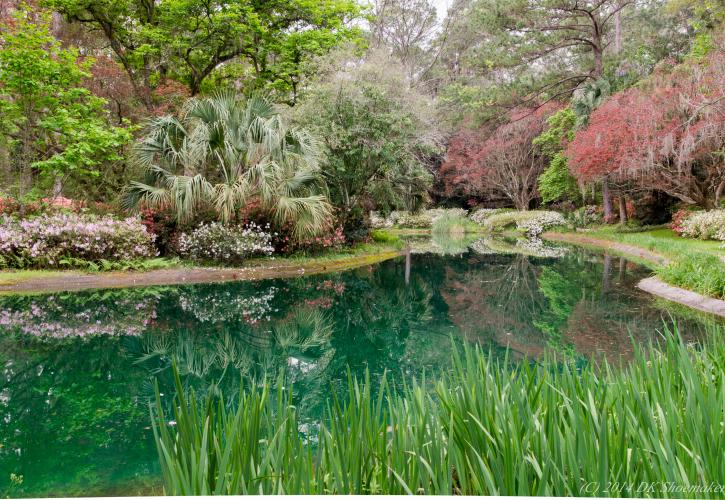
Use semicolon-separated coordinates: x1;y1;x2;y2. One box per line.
541;231;669;267
542;231;725;318
0;248;404;295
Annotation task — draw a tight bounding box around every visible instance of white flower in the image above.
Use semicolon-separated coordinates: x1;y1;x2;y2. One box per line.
680;210;725;241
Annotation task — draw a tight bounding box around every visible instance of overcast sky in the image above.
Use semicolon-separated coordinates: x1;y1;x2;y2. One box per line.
433;0;453;20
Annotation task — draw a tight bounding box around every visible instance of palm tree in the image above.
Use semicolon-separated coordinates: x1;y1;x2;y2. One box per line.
123;92;332;239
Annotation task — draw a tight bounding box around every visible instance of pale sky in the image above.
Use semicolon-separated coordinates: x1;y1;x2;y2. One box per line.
433;0;453;21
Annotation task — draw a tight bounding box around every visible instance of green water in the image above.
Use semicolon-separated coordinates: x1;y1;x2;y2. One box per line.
0;241;718;497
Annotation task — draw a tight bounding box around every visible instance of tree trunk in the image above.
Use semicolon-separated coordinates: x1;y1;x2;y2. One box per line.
602;178;613;222
53;176;63;198
614;11;622;53
404;247;411;286
715;179;725;207
602;253;612;296
618;196;628;224
593;46;604;79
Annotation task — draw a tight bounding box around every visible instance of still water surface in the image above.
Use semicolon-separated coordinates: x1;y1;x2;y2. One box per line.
0;240;718;497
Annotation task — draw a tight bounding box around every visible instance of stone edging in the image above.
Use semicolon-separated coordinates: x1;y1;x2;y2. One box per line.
637;277;725;317
542;231;725;318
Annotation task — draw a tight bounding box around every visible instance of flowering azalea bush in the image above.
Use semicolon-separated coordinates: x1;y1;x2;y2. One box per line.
284;226;346;254
370;209;470;229
515;211;567;237
177;222;274;264
0;213;156;268
470;208;513;225
427;208;468;221
396;212;433;228
678;210;725;241
369;211;394;229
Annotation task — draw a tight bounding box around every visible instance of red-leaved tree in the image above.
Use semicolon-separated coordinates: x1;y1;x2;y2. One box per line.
441;103;561;210
567;41;725;208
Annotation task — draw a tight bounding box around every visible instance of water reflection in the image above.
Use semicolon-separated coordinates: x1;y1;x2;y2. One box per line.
0;242;719;497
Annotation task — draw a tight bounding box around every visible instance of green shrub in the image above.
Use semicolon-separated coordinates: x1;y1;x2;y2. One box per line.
153;325;724;496
370;229;399;244
567;205;602;228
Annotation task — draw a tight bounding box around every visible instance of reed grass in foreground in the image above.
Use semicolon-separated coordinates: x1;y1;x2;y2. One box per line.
152;326;724;496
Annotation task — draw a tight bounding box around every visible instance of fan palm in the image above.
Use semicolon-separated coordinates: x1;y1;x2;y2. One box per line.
123;92;332;239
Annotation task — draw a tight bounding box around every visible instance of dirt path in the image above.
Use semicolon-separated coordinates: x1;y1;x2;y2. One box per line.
0;250;404;295
543;231;725;318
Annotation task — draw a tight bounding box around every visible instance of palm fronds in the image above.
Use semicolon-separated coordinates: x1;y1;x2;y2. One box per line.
124;92;332;238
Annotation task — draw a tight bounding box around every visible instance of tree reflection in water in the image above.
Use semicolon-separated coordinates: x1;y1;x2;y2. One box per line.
0;244;717;497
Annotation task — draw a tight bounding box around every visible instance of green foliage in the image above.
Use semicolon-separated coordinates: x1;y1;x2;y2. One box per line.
532;108;576;156
688;32;714;60
294;49;439;220
571;79;611;127
538;154;580;204
124;92;332;239
533;108;579;204
370;229;399;244
658;254;725;299
0;9;132;196
153;325;725;495
45;0;364;101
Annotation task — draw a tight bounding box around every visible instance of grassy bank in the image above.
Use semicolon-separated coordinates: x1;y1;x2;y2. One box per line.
0;241;404;293
568;227;725;300
153;324;723;496
584;227;724;261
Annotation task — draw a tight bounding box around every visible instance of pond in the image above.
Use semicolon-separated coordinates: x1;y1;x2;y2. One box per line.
0;238;719;497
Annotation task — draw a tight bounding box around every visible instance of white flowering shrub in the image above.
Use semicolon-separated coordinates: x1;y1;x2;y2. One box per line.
178;222;274;264
369;211;393;229
515;211;567;237
470;208;513;225
396;212;433;228
0;213;156;268
679;210;725;241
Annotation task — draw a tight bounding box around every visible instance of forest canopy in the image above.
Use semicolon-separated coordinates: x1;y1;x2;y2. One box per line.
0;0;723;229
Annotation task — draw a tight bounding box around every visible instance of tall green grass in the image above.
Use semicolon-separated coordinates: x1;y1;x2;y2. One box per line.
659;254;725;300
153;325;725;496
431;212;478;235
